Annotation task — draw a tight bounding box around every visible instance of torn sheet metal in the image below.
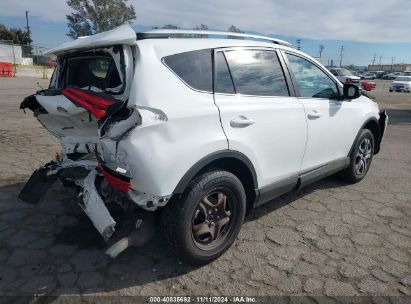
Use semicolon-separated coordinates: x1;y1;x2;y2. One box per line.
101;110;142;140
80;170;116;240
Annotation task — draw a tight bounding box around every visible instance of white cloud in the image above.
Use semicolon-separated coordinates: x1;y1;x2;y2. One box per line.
1;0;410;42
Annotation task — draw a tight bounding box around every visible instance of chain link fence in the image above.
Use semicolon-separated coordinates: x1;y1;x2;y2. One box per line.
0;40;55;67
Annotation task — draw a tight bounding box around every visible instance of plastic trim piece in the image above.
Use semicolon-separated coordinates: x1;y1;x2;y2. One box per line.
137;29;292;47
173;150;258;194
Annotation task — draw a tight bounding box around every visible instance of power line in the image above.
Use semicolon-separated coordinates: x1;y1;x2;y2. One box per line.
371;53;376;65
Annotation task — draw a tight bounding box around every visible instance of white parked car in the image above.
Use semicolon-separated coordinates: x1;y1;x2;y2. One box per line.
328;67;361;84
362;72;377;80
19;25;387;264
389;76;411;93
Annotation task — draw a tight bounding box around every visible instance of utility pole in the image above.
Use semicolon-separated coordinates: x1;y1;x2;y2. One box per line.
25;10;31;45
339;45;345;67
319;45;324;58
296;39;301;51
35;45;38;65
371;53;376;65
391;57;395;71
379;55;382;66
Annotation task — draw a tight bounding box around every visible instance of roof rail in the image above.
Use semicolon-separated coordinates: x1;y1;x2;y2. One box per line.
137;29;292;47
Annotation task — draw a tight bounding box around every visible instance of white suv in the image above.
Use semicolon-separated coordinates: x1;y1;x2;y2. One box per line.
328;67;361;84
19;25;387;264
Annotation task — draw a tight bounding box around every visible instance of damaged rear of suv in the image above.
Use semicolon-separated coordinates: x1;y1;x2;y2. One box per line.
20;25;387;264
20;25;139;242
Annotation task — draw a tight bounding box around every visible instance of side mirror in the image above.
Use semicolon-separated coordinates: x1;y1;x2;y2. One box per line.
342;83;361;100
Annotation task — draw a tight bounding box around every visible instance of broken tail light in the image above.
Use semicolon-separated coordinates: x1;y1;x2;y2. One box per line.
101;169;131;193
63;87;117;120
97;158;131;193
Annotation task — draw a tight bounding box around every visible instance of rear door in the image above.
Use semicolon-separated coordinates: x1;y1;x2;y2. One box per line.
213;47;307;192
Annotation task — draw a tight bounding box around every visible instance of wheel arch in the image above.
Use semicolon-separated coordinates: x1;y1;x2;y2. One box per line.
349;117;380;156
173;150;259;210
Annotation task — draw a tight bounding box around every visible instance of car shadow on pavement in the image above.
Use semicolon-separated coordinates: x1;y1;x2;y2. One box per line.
385;108;411;125
245;175;348;223
0;175;346;298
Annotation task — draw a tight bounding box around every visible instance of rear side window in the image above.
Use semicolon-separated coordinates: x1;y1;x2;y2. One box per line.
224;49;289;96
163;49;212;92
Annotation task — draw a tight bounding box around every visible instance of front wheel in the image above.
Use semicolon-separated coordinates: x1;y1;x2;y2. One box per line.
161;170;246;265
340;129;374;183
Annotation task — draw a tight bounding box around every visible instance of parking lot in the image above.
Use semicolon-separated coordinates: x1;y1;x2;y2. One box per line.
0;77;410;300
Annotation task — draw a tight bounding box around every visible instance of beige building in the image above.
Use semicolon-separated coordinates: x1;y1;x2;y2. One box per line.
368;64;411;72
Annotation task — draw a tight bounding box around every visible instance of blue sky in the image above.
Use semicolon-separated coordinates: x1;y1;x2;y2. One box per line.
1;0;411;66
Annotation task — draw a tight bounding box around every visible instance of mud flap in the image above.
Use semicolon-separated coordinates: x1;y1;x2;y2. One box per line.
375;110;388;154
18;165;58;204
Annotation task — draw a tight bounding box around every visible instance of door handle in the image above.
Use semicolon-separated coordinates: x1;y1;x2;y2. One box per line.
307;110;322;119
230;116;255;128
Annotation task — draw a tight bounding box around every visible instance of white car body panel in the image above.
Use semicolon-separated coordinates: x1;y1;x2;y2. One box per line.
214;94;307;187
300;96;379;171
101;43;228;195
36;94;87;116
45;24;137;56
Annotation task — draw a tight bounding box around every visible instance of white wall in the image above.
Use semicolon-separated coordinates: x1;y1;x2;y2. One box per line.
0;44;23;64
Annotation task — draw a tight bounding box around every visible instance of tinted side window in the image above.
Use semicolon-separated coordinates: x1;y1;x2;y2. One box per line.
286;53;339;99
215;52;235;94
163;49;212;92
224;50;289;96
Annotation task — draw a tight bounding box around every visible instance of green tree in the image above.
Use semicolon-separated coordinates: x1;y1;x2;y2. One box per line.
193;24;209;38
0;24;32;56
227;25;243;39
66;0;136;39
0;24;32;45
153;24;180;29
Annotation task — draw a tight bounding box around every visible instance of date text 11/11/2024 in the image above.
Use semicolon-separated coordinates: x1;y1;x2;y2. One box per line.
149;296;257;303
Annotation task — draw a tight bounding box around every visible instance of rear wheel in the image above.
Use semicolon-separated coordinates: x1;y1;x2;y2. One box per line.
161;170;246;265
340;129;374;183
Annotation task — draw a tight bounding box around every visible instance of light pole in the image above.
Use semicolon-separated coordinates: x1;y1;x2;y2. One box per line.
339;46;345;67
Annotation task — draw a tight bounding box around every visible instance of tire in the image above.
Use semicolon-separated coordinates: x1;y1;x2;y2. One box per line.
161;170;246;265
340;129;374;183
389;90;393;92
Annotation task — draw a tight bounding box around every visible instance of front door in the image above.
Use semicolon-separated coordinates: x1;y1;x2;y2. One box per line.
283;52;360;172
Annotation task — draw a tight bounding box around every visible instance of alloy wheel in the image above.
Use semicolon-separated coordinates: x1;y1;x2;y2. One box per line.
355;137;372;176
191;190;233;250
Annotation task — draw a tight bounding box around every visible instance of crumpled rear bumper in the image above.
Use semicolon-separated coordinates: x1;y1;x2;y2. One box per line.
80;170;116;240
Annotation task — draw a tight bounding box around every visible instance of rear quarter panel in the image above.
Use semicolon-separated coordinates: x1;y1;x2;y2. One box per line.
113;42;228;196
